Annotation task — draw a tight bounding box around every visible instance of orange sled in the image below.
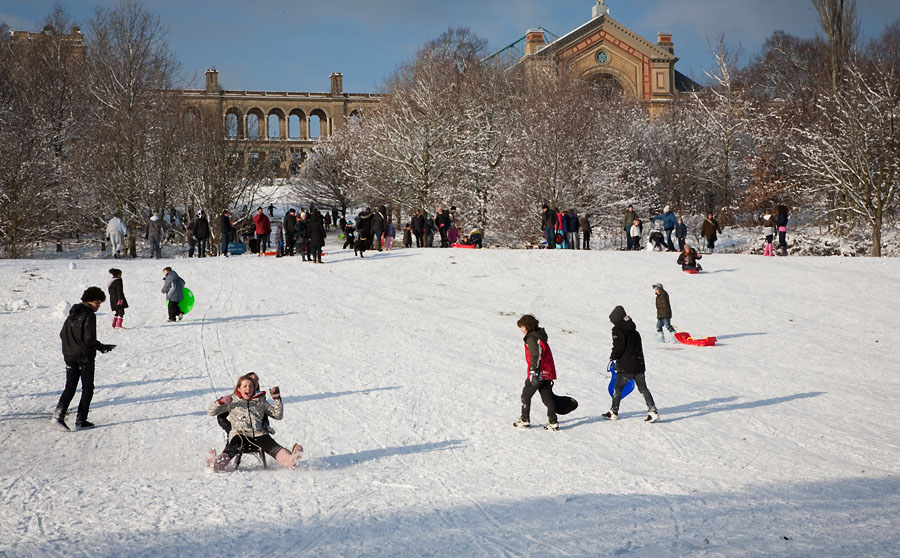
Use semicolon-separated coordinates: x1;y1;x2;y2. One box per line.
674;332;717;346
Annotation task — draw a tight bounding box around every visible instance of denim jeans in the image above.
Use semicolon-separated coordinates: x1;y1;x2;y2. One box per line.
656;318;674;333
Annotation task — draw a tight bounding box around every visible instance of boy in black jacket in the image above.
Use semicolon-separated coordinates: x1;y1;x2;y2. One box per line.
52;287;115;431
603;305;659;422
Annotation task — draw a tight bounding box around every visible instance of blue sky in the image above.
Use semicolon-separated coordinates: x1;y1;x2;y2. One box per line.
2;0;898;93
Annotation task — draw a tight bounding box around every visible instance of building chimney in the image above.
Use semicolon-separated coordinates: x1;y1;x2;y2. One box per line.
524;29;546;56
330;72;343;96
205;69;219;92
657;33;674;55
592;0;610;19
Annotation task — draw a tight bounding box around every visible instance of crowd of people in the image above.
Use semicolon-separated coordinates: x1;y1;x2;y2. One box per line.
105;200;791;262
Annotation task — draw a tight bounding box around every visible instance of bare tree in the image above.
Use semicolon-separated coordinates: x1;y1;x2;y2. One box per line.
812;0;859;88
80;0;180;257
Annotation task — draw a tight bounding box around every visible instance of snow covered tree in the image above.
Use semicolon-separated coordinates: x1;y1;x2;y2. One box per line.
80;0;181;256
0;10;89;257
794;58;900;256
293;125;361;218
692;37;755;224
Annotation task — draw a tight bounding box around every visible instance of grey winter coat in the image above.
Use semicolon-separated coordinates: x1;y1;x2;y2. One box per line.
208;392;283;440
161;269;185;302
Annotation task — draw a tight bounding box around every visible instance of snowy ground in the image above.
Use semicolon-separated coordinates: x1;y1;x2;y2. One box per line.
2;237;900;557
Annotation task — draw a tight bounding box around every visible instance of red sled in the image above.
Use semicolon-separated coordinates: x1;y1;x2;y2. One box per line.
683;269;700;274
674;332;717;346
451;243;476;249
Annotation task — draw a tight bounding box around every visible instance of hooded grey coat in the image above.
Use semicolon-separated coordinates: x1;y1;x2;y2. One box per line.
161;269;185;302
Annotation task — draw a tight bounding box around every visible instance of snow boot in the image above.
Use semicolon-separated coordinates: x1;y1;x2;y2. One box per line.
543;422;560;431
75;420;95;430
645;410;660;423
656;331;665;343
289;443;304;469
602;411;618;421
51;407;70;431
213;452;233;472
112;317;118;328
512;419;531;429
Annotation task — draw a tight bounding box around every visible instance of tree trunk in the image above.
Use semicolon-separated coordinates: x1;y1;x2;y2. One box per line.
871;216;882;257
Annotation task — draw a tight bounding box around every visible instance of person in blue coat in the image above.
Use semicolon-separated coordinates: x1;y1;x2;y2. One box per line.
651;205;678;251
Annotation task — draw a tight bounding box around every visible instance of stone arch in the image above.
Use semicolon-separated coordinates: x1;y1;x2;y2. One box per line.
579;66;636;100
246;107;265;140
309;108;329;139
288;108;307;140
267;108;286;140
224;107;243;139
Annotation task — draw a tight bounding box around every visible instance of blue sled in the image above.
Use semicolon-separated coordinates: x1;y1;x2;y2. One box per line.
607;361;635;398
227;242;247;255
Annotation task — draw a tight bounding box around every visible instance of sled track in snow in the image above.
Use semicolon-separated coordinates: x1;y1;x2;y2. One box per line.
197;266;234;442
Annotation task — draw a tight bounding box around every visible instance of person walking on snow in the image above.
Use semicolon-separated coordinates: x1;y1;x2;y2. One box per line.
161;266;186;322
623;204;637;250
145;215;166;259
207;374;302;471
106;215;126;259
191;210;210;257
603;305;659;422
674;217;687;252
701;212;722;253
384;218;396;251
653;283;676;342
762;212;776;257
253;207;271;256
776;204;789;256
651;205;678;251
220;209;235;257
513;314;559;431
107;268;128;329
52;287;115;431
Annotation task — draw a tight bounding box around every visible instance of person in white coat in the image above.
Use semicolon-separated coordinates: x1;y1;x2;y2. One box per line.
106;216;127;259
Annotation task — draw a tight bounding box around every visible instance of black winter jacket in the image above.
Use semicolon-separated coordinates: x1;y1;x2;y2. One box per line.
357;211;374;238
283;214;296;236
295;219;309;242
108;278;128;312
61;303;101;363
192;216;210;239
308;212;326;247
371;207;386;232
609;306;645;376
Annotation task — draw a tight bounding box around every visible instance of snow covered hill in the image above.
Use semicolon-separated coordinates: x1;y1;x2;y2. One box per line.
2;239;899;557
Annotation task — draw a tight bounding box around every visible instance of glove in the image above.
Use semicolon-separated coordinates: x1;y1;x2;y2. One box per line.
270;386;280;399
117;299;124;306
529;369;542;386
98;344;116;354
218;395;232;405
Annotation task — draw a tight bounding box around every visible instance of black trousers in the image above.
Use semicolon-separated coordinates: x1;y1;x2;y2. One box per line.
167;300;182;321
223;434;284;459
56;359;95;422
611;372;656;414
520;379;557;424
